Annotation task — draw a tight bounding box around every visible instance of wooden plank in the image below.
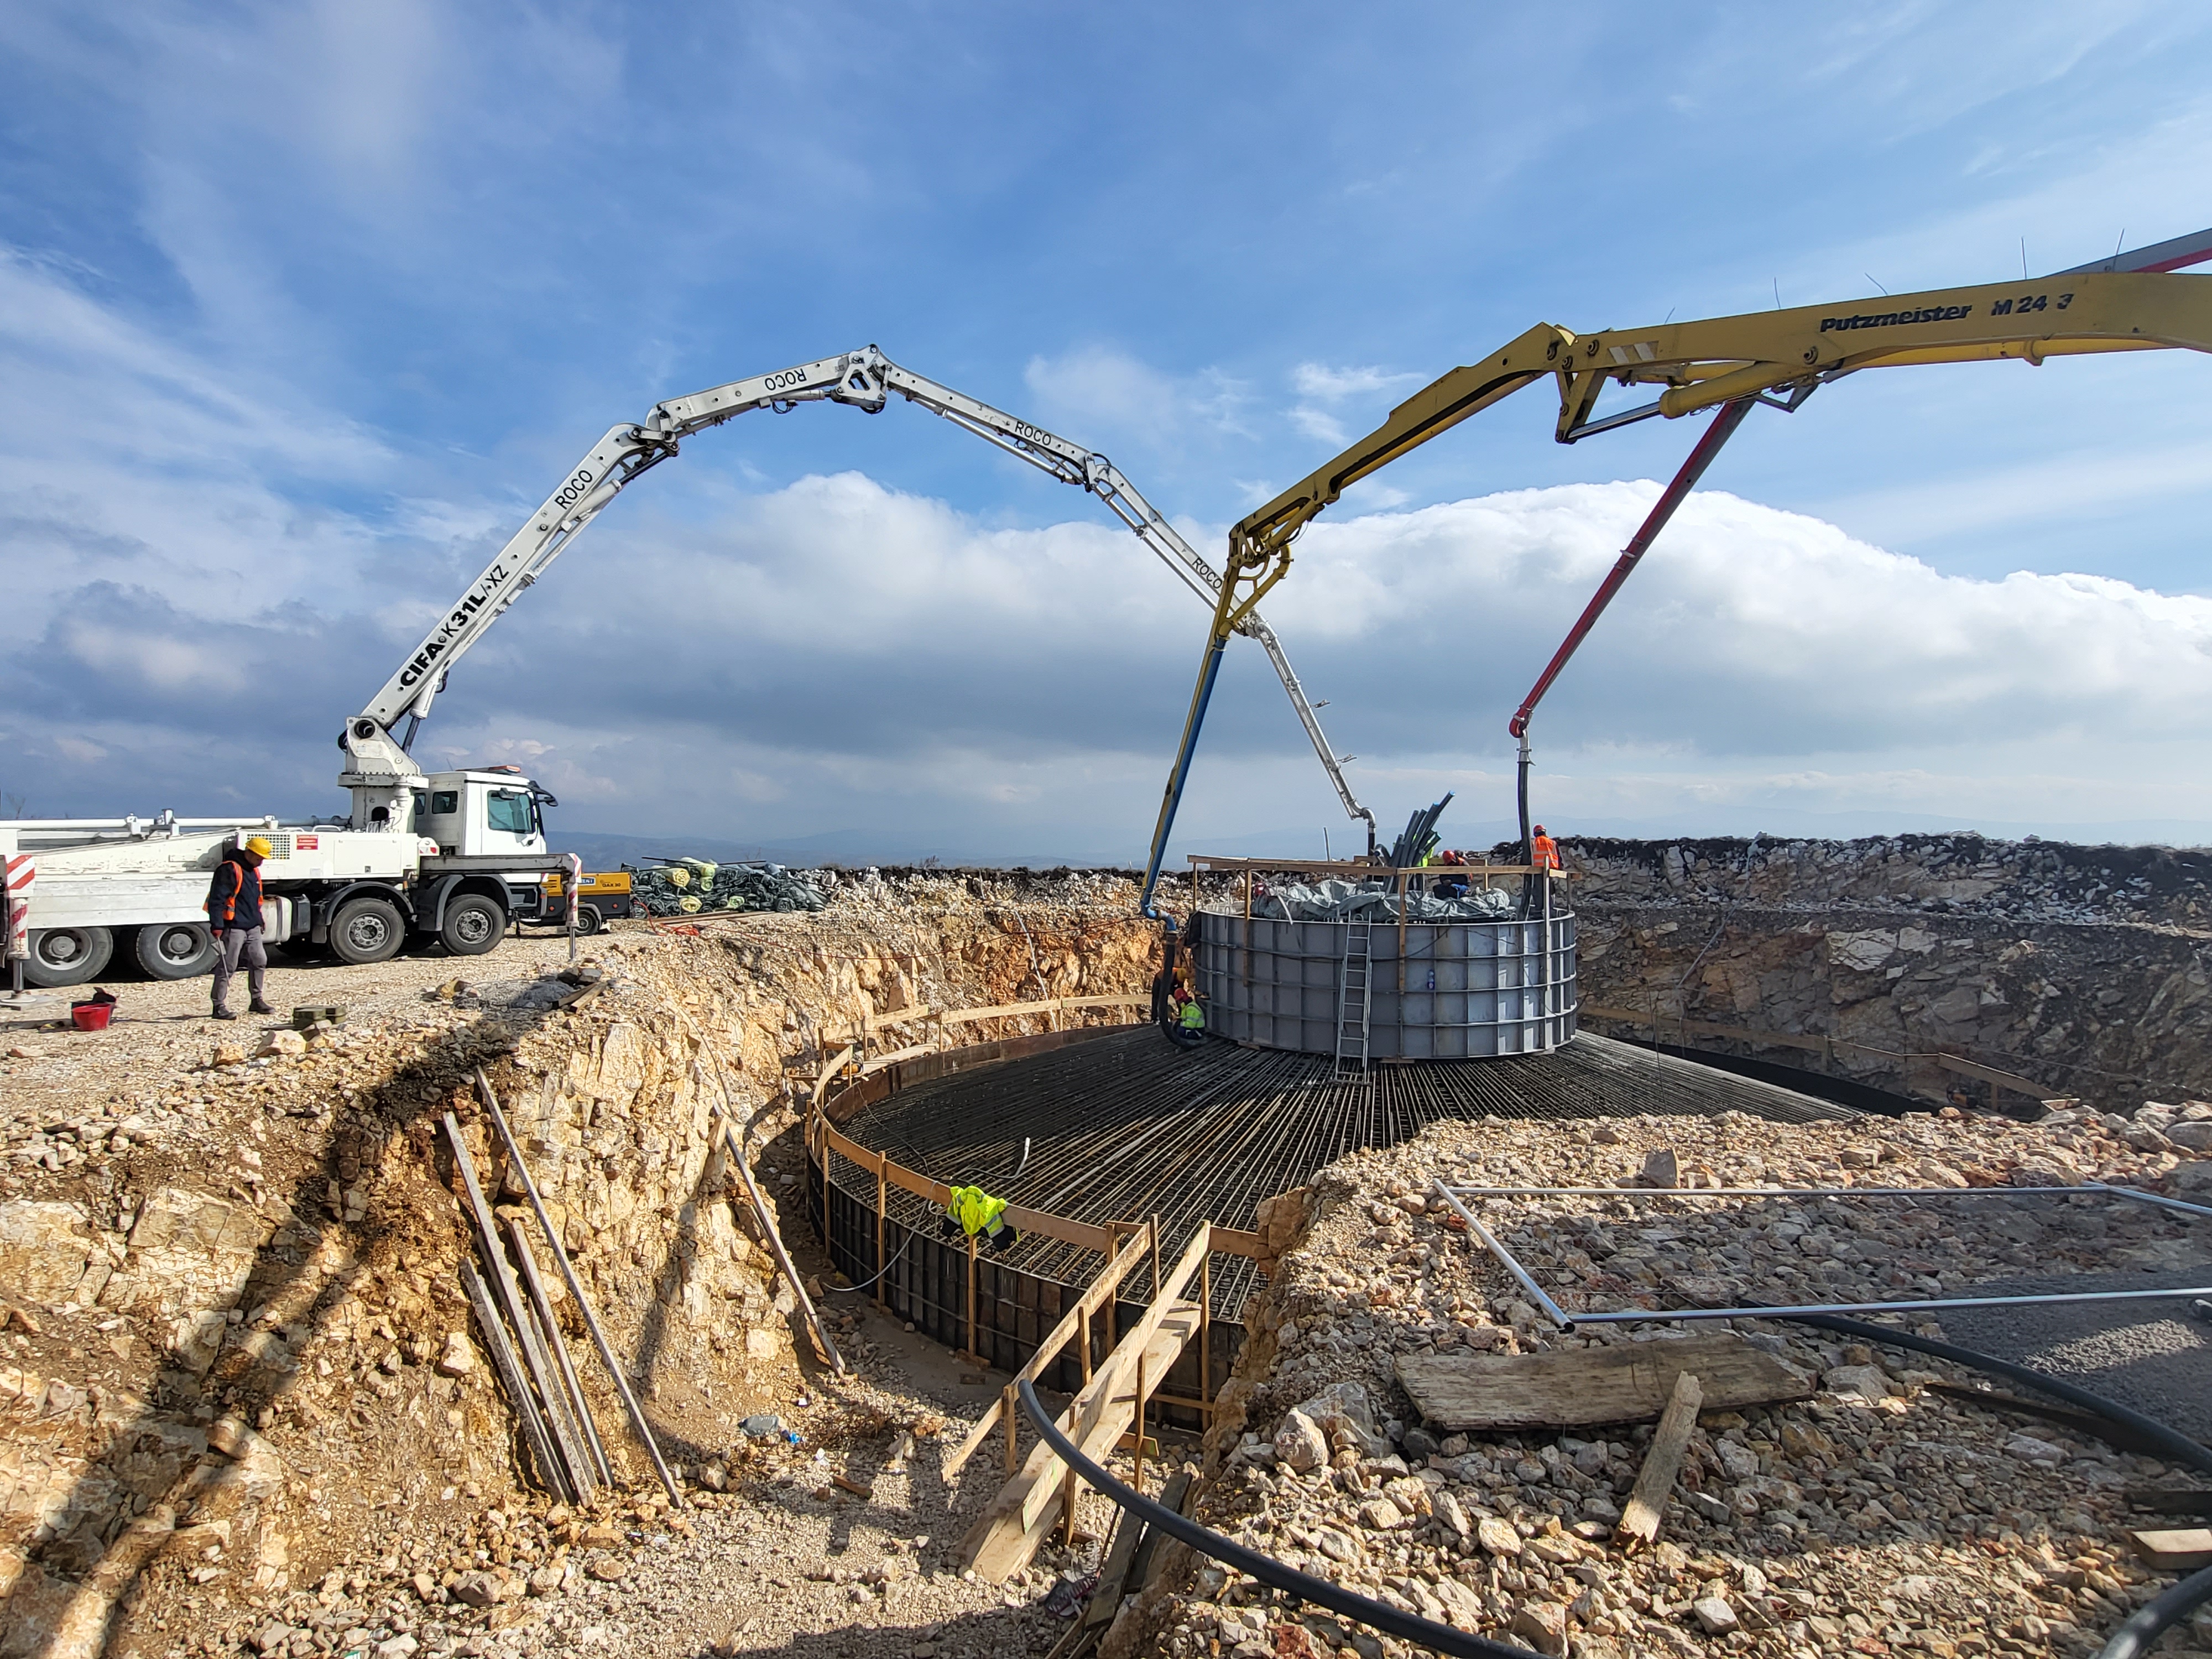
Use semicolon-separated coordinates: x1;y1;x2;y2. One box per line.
944;1229;1150;1480
1396;1331;1811;1432
2128;1527;2212;1571
1208;1225;1264;1259
1021;1305;1199;1534
958;1228;1213;1581
1618;1370;1702;1549
821;1121;1117;1255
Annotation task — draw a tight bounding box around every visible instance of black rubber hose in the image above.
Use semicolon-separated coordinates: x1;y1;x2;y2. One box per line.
1766;1311;2212;1659
1015;1379;1541;1659
2098;1564;2212;1659
1772;1311;2212;1476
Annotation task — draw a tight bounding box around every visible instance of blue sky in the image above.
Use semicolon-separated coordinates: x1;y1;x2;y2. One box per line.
7;3;2212;859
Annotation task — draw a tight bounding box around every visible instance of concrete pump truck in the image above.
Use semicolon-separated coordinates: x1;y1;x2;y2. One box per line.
5;346;1372;988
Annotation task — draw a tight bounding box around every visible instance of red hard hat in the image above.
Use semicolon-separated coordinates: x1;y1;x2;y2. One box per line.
1533;824;1547;834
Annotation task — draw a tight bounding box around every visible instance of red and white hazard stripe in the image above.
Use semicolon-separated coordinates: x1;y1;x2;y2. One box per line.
4;854;33;963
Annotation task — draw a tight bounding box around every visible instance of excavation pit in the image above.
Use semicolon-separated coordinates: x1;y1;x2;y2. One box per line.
808;1022;1856;1408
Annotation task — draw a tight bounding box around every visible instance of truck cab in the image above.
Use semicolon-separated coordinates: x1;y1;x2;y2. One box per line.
411;768;554;860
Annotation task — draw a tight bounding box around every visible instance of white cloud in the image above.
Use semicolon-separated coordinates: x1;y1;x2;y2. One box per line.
1290;363;1422;402
1022;347;1251;444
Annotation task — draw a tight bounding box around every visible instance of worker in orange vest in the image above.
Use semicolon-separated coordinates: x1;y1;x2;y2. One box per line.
1530;824;1562;872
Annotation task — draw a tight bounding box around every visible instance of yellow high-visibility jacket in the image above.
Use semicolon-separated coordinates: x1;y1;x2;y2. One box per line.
944;1185;1009;1238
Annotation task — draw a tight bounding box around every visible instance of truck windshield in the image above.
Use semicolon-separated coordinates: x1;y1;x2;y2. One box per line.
487;790;534;835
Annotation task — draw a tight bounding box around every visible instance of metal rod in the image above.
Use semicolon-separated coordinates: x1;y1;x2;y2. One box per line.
442;1113;581;1502
472;1071;685;1505
458;1259;567;1499
507;1214;608;1493
1429;1180;1573;1330
1574;1285;2212;1326
1442;1182;2212;1218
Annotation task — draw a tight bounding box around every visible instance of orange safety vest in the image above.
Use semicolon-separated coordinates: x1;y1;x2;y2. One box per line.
1531;834;1561;872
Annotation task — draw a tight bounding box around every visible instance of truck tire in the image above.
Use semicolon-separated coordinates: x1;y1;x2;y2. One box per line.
328;895;405;965
573;903;603;937
134;921;218;980
24;926;114;988
439;894;505;957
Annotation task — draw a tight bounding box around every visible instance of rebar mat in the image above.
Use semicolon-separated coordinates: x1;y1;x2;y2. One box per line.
832;1029;1858;1322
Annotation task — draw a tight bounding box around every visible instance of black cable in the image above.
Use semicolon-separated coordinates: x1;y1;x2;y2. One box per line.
1014;1379;1541;1659
1770;1311;2212;1477
1761;1312;2211;1659
2098;1564;2212;1659
820;1230;916;1295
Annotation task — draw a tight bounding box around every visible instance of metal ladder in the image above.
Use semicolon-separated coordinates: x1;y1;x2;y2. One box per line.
1334;919;1375;1077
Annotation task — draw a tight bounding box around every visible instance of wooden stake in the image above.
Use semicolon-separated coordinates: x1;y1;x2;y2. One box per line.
442;1115;582;1502
1132;1353;1147;1498
1004;1383;1019;1477
875;1152;888;1313
1199;1226;1212;1406
1619;1370;1703;1548
967;1232;980;1363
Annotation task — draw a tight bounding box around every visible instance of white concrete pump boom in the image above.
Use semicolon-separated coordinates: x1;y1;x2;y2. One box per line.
340;345;1376;846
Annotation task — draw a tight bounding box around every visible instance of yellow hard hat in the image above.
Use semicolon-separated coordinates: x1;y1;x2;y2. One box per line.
243;836;274;859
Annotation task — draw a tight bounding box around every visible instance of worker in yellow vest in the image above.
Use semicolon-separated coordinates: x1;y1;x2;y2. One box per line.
941;1184;1020;1252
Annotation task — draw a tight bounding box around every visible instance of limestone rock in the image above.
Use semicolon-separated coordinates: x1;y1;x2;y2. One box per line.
1823;1364;1892;1400
1509;1601;1567;1656
1637;1147;1679;1189
435;1332;476;1377
257;1029;307;1060
449;1571;504;1607
1273;1410;1329;1473
1477;1516;1523;1557
1692;1596;1739;1635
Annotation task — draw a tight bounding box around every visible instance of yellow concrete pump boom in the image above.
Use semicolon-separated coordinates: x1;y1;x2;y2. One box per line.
1136;228;2212;914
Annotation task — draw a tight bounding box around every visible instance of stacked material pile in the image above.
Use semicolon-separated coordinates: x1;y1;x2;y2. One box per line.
630;858;826;917
1251;878;1517;924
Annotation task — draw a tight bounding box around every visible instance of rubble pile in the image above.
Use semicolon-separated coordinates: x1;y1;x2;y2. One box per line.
1141;1109;2212;1659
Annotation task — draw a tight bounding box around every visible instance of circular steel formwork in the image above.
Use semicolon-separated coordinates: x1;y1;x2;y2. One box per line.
1192;906;1577;1058
808;1023;1856;1407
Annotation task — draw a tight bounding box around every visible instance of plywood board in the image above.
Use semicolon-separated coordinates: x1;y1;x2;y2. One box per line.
1396;1331;1813;1431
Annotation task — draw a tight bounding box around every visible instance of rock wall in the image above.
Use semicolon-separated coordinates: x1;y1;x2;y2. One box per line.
0;873;1160;1657
1539;835;2212;1114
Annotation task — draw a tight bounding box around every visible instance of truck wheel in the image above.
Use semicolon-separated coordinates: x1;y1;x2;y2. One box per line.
573;904;603;937
24;926;114;988
439;894;505;957
328;896;405;965
134;922;218;979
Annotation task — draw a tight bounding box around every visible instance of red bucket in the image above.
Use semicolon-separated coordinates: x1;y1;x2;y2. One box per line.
70;1001;113;1032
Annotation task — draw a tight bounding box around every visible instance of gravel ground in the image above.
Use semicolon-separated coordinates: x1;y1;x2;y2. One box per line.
1149;1108;2212;1659
1939;1267;2212;1444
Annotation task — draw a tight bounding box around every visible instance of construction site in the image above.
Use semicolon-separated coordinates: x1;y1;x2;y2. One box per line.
6;105;2212;1659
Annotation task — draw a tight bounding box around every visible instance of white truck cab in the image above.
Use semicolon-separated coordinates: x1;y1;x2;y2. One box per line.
2;768;564;988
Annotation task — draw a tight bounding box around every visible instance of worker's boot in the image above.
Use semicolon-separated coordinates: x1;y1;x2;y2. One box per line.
248;998;276;1016
210;1005;236;1021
